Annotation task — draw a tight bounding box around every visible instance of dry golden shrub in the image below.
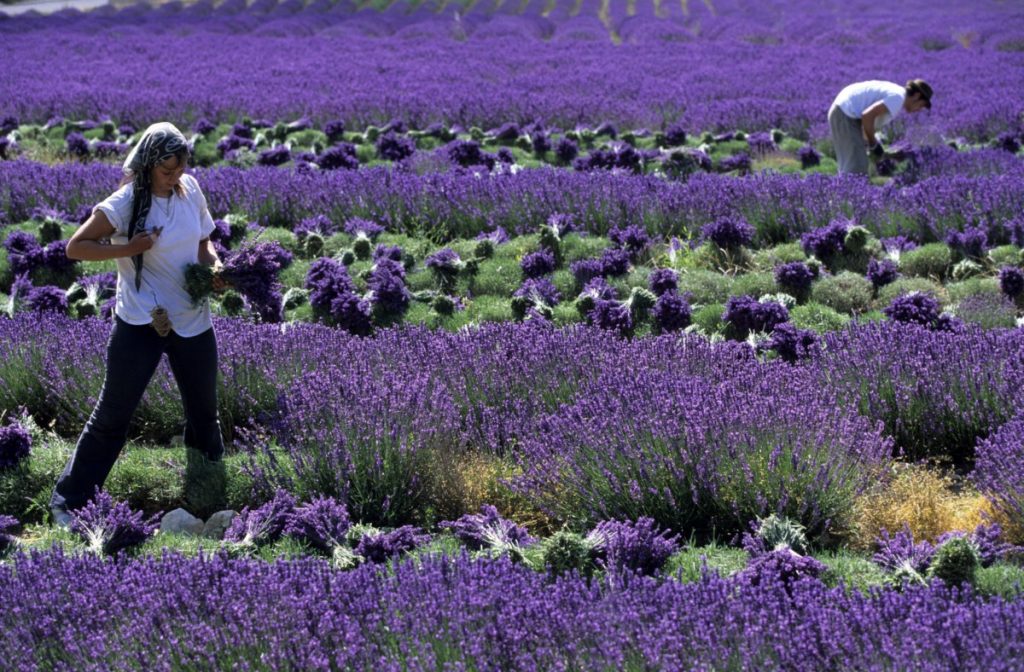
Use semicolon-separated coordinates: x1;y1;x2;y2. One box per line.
850;462;1024;548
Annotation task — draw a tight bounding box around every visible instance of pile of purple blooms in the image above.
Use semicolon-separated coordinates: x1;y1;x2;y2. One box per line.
663;123;687;147
738;548;828;595
554;137;579;164
12;275;69;315
305;258;372;335
4;231;75;278
588;298;634;337
746;131;777;155
998;266;1024;298
570;258;605;286
573;146;642;174
0;514;17;554
475;226;510;245
866;258;899;289
293;214;338;239
343;217;386;240
283;495;351;554
598;247;631;277
70;489;161;556
883;292;962;331
219;241;292;323
647;268;678;296
801;218;850;262
873;523;1018;573
718;152;751;173
257;145;291;167
651;291;692;334
797;145;821;168
375;131;416;162
0;420;31;470
722;295;789;339
353;525;431;564
216;133;255;156
701;216;755;251
316;143;359;170
588;517;680;576
520;249;557;279
774;261;816;298
224;489;298;546
366;257;410;318
945;226;988;260
446;139;495;169
424;247;465;294
439;504;534;551
608;225;652;261
758;322;819;363
513;278;561;308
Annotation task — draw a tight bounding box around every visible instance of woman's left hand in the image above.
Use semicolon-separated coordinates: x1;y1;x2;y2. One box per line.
211;264;230;293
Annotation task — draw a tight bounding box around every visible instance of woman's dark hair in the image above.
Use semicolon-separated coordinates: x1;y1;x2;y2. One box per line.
905;79;933;108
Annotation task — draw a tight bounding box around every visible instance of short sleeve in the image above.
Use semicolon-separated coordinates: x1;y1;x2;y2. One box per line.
184;174;216;239
93;183;134;236
882;92;905;119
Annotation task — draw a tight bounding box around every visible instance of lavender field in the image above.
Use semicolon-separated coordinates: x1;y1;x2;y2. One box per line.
2;0;1024;669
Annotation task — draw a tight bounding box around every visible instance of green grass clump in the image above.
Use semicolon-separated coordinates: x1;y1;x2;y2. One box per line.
677;271;733;305
810;272;874;315
789;302;851;333
875;278;947;309
664;543;749;582
900;243;951;280
945;277;1000;303
751;242;806;271
691;303;726;335
731;272;777;299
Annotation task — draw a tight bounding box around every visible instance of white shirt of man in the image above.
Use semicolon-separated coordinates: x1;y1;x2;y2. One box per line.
833;80;906;128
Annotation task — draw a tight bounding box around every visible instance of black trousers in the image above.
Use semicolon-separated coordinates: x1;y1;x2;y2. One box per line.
50;317;223;511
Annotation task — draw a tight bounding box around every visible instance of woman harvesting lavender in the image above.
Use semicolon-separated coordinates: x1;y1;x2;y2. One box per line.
829;79;932;175
49;123;225;529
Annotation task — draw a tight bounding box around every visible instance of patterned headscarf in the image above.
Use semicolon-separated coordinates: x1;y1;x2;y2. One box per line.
122;122;189;291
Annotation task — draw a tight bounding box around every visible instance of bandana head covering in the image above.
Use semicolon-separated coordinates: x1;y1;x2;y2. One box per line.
123;122;189;291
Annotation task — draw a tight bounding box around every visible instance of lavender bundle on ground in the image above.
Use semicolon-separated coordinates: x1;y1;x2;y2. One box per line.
185;240;292;323
439;504;534;552
70;489;160;556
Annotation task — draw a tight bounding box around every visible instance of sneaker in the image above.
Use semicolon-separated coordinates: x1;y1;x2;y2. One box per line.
51;506;74;531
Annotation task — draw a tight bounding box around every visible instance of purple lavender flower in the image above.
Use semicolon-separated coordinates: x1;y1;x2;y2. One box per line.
284;495;351;554
220;242;291;323
496;148;516;165
0;422;31;470
70;489;160;556
664;123;687;147
883;292;941;327
588;299;634;336
802;219;850;261
873;525;935;573
941;524;1020;567
323;120;346;142
514;277;561;307
609;225;651;260
599;248;631;277
866;258;900;289
531;131;551;155
723;295;789;338
798;145;821;168
589;517;680;576
718;152;751;173
995;131;1020;154
344;218;385;240
475;227;510;245
758;322;819;362
224;489;297;546
305;258;372;335
547;213;577;237
520;249;557;279
999;266;1024;298
774;262;816;297
447;140;493;169
945;226;988;260
192;118;216;135
374;244;404;264
439;504;534;551
648;268;679;296
740;548;827;594
701;217;755;250
355;525;430;563
376;131;416;162
42;240;75;273
0;514;17;554
257;145;291;166
651;291;691;334
25;286;67;314
317;143;359;170
4;231;43;275
571;258;604;287
65;132;90;158
554;137;579;164
881;236;919;253
294;214;337;239
216;133;255;155
367;258;410;317
747;131;777;155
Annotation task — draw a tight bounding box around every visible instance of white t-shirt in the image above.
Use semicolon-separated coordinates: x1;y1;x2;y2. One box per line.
833;80;905;127
94;173;216;337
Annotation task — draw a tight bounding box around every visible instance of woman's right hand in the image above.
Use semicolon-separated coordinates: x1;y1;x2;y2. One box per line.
128;229;159;254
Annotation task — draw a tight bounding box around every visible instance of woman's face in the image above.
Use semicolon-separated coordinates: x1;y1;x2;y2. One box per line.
904;93;930;114
150;154;186;195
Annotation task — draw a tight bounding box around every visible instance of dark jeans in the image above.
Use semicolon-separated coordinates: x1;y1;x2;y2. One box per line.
51;317;223;512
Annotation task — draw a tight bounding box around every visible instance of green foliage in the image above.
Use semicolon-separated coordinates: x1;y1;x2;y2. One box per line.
751;242;806;271
818;551;888;594
875;278;947;309
731;272;777;299
753;514;809;554
946;278;1000;303
988;245;1020;267
974;563;1024;598
928;536;980;586
664;544;749;582
789;302;851;333
900;243;951;280
540;529;599;577
691;303;726;335
676;271;733;305
810;272;874;314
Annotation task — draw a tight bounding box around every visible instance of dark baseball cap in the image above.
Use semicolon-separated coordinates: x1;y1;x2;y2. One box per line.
907;79;933;108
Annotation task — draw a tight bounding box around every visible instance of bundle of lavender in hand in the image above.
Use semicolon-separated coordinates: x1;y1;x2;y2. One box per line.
185;240;293;323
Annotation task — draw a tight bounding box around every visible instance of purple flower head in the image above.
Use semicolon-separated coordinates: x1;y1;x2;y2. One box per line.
230;123;252;139
866;258;900;289
70;489;160;556
774;262;816;295
546;213;577;237
609;225;651;260
42;240;75;273
220;242;290;323
723;295;789;338
447;140;492;169
475;226;510;245
514;277;561;307
65;132;90;158
945;226;988;260
81;271;117;297
554;137;579;164
747;131;777;155
701;217;755;250
439;504;534;551
25;285;68;314
192;118;216;135
4;231;43;275
571;258;604;287
224;489;297;546
258;145;291;166
496;148;515;165
599;248;631;277
995;131;1021;154
376;131;416;162
938;524;1020;567
216;134;255;155
317;143;359;170
521;249;557;279
305;258;372;334
758;322;819;362
344;218;385;241
999;266;1024;298
493;122;520;143
719;152;751;173
873;525;935;573
802;219;850;260
740;548;827;594
648;268;679;296
93;141;129;158
531;131;551;155
664;123;687;147
355;525;430;563
373;244;404;263
798;145;821;168
589;299;634;336
883;292;941;327
284;495;351;554
0;422;32;470
881;236;919;253
323;120;346;142
425;248;462;272
0;514;17;554
294;214;337;239
589;517;680;576
367;258;410;316
651;291;691;334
